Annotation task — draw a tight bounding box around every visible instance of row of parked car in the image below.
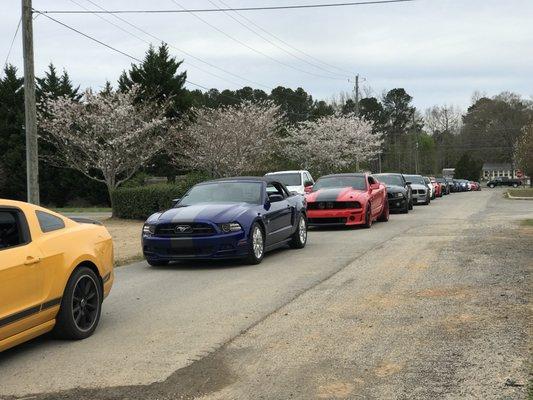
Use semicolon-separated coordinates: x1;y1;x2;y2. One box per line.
0;169;477;352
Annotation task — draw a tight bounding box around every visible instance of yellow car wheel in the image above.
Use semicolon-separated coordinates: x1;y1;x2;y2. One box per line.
54;267;102;340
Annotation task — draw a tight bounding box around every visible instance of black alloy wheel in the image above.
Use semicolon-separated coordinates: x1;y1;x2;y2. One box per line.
54;266;103;340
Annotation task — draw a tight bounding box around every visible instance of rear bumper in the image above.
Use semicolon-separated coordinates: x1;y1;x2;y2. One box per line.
142;231;249;260
307;208;364;226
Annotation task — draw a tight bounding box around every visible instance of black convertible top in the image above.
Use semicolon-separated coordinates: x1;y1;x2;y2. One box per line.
198;176;291;193
318;173;367;179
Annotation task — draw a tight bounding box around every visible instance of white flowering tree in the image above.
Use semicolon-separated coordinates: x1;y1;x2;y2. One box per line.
178;101;284;177
38;85;169;211
284;113;383;175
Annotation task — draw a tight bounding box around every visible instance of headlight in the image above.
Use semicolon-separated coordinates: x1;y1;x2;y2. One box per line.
143;224;155;236
219;222;242;233
394;192;405;198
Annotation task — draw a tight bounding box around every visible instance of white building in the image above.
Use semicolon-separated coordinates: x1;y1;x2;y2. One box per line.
482;162;529;183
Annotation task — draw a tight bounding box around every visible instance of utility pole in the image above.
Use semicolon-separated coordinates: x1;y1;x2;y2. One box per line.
22;0;40;204
353;74;360;116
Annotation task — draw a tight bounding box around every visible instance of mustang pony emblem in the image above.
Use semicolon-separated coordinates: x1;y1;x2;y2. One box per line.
175;225;193;233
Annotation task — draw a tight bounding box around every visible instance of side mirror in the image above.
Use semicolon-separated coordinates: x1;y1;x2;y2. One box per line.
172;198;181;207
405;181;412;186
304;185;313;193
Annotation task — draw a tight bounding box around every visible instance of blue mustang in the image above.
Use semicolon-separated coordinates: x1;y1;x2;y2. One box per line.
142;177;308;265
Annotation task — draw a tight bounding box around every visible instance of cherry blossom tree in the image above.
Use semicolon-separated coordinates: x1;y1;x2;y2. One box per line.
284;113;383;175
178;101;284;177
38;85;170;211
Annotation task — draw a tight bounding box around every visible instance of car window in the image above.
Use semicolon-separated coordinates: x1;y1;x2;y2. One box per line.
376;174;404;186
266;173;301;186
36;210;65;233
181;182;263;205
314;176;367;191
0;209;30;250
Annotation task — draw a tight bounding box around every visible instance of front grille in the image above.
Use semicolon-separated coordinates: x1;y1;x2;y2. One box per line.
308;217;347;224
307;201;361;210
145;245;214;256
414;189;426;195
154;222;216;237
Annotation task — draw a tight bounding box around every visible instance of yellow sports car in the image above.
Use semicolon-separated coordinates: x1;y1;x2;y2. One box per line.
0;199;114;352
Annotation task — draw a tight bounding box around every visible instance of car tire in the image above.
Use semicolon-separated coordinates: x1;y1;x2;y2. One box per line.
54;266;103;340
408;199;413;210
424;195;430;205
289;213;308;249
362;204;372;229
378;200;389;222
402;200;409;214
146;259;169;267
246;222;265;265
488;184;495;188
512;183;518;188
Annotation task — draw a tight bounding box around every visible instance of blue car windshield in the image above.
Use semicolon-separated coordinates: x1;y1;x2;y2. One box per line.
179;182;263;205
314;176;366;191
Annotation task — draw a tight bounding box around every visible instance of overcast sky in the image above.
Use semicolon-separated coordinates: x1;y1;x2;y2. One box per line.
2;0;532;110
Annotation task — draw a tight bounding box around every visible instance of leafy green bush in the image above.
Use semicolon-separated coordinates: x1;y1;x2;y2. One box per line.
111;184;184;220
111;172;215;219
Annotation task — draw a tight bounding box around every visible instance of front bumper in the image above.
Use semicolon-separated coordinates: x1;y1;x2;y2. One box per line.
307;208;364;226
142;231;249;260
387;197;407;211
412;193;427;204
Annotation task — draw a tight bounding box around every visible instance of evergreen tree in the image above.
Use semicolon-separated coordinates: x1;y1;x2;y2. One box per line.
119;43;189;118
0;65;26;200
454;152;483;181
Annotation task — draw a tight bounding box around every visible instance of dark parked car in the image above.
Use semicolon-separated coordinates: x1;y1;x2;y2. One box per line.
374;173;413;213
487;177;522;188
142;177;308;265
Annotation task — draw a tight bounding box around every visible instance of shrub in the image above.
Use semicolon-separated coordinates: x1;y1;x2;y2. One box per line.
111;172;215;219
111;184;184;220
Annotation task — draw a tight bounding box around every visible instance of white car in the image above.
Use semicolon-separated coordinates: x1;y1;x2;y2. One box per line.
264;170;314;194
423;176;435;199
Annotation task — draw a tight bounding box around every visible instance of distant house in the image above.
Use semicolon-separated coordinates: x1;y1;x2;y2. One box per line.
482;162;522;180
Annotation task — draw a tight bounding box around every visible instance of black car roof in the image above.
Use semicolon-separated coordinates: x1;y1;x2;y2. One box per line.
199;176;287;187
318;173;367;179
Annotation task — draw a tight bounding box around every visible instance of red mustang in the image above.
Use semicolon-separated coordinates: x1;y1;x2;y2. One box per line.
305;173;389;228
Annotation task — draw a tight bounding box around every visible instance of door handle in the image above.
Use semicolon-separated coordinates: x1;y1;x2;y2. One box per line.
24;256;41;265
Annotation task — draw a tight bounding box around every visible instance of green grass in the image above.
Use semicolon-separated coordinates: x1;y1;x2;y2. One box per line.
508;188;533;198
51;207;111;213
521;219;533;227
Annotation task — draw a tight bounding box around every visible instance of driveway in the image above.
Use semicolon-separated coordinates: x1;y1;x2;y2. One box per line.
0;189;531;399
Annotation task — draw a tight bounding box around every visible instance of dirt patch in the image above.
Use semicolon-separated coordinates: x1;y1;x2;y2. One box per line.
374;361;405;377
416;286;472;299
317;381;356;398
15;351;235;400
102;219;144;265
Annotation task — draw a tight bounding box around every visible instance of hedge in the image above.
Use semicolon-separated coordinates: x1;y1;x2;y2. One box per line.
111;172;213;219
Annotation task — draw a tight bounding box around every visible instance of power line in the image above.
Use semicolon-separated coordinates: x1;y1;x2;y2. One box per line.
69;0;244;88
79;0;344;102
80;0;278;91
207;0;350;80
36;1;416;15
3;17;22;69
170;0;347;81
33;12;314;118
35;11;143;62
214;0;354;77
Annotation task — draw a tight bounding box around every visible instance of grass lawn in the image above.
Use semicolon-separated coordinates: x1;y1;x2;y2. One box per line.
52;207;112;213
508;188;533;198
521;219;533;227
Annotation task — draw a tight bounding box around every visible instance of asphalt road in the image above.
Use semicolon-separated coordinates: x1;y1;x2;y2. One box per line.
0;189;531;399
